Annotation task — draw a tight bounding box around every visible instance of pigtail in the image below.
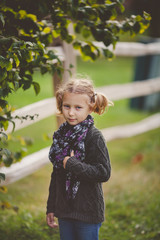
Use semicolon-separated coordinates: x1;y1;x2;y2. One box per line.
92;93;113;115
55;77;113;116
55;88;64;114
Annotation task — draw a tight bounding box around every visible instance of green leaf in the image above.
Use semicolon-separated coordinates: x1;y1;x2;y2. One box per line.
0;13;5;27
14;54;20;67
43;27;51;34
69;64;74;69
103;48;114;59
18;10;27;19
52;30;60;38
0;56;7;68
73;41;81;49
0;201;12;209
40;66;48;75
116;0;125;13
14;151;22;161
0;99;8;108
26;41;34;47
65;34;74;43
43;133;52;141
0;186;7;192
82;27;91;38
13;81;19;90
0;85;12;98
0;56;12;70
110;8;117;20
14;72;21;81
22;80;32;90
3;157;13;167
37;41;45;50
133;22;141;33
6;60;12;71
32;82;40;95
27;13;37;22
143;11;152;21
82;44;92;56
0;131;8;140
2;148;11;157
0;173;5;181
26;51;33;62
74;22;83;33
0;68;7;82
13;205;19;212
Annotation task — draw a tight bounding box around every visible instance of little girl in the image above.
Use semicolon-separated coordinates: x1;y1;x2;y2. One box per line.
46;78;113;240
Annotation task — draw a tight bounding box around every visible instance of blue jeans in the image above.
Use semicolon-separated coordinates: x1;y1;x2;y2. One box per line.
58;218;101;240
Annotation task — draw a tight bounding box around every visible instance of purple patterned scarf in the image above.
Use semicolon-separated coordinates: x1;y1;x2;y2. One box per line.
49;115;94;199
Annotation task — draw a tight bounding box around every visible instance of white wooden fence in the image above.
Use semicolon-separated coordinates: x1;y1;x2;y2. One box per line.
93;41;160;56
6;77;160;134
1;41;160;185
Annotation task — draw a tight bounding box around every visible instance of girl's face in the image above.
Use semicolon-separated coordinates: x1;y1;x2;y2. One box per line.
62;92;92;125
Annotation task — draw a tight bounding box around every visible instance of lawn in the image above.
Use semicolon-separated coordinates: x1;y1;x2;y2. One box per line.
0;128;159;240
0;56;159;240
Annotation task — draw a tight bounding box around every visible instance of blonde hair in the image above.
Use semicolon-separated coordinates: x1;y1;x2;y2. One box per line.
56;78;113;115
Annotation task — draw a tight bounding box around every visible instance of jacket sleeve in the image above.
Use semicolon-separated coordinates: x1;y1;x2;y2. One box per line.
46;169;56;214
65;133;111;183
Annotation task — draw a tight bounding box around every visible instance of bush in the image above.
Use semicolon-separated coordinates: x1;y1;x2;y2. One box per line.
0;211;60;240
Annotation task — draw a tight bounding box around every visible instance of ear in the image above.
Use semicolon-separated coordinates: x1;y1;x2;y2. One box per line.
89;103;94;114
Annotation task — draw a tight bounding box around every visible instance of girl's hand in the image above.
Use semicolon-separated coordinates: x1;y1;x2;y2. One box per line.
63;150;74;169
46;213;58;228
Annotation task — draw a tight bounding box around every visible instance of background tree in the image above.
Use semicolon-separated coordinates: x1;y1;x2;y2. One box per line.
0;0;150;199
124;0;160;38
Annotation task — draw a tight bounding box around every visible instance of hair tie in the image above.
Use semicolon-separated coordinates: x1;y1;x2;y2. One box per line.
91;92;97;103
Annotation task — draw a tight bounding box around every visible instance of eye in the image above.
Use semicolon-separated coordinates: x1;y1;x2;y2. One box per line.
63;104;70;108
76;106;82;110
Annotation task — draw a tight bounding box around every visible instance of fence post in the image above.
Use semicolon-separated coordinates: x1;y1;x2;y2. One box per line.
52;23;76;127
62;23;76;83
130;36;160;111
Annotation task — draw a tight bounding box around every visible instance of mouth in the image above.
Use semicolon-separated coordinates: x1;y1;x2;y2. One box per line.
68;118;76;122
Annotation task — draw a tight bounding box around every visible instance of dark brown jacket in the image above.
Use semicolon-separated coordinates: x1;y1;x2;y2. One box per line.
46;125;111;224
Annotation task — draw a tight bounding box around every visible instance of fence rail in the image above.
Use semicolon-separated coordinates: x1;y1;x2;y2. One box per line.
6;77;160;133
1;113;160;185
50;41;160;59
93;41;160;56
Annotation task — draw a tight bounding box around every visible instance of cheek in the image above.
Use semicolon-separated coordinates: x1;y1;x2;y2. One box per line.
62;107;66;114
89;103;94;112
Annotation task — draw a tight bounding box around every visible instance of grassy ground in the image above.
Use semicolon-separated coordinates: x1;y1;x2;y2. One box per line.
0;128;159;240
7;71;53;109
1;56;160;240
77;56;135;86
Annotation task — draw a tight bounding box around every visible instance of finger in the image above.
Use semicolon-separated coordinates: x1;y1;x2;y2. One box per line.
47;213;58;228
47;219;58;228
53;222;59;228
46;215;52;227
71;150;74;157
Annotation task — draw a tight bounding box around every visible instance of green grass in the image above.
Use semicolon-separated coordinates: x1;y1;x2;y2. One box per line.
8;115;56;155
0;128;159;240
77;56;135;86
7;71;53;108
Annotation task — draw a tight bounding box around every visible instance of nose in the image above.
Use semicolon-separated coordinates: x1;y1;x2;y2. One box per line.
68;108;74;116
